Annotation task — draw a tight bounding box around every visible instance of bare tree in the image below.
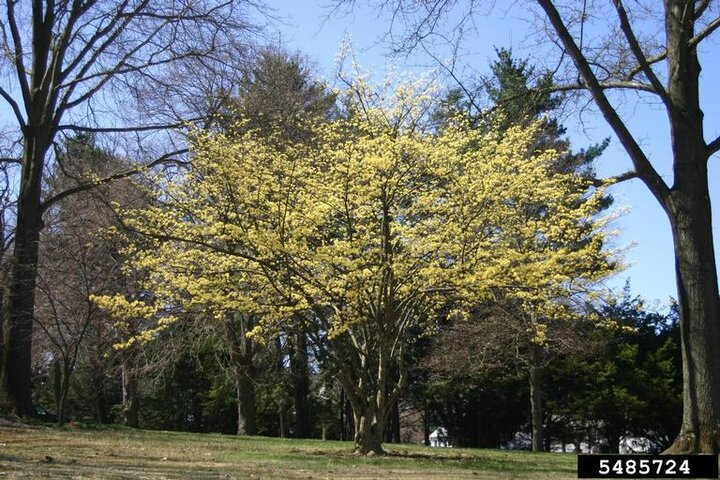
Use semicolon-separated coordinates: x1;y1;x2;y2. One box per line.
0;0;264;416
340;0;720;453
531;0;720;454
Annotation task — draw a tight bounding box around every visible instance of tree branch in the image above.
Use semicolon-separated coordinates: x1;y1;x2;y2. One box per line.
536;0;670;205
629;14;720;83
695;0;711;20
40;149;188;213
56;120;199;134
5;0;31;104
708;135;720;157
550;80;657;94
625;51;667;82
612;0;671;107
591;169;638;187
691;15;720;47
0;86;26;128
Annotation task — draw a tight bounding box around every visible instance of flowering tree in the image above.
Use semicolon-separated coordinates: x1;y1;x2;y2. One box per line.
95;79;612;453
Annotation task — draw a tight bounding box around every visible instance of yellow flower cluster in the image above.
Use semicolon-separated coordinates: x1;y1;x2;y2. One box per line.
94;89;616;350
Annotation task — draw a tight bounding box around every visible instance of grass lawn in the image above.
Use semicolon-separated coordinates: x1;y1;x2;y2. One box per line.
0;423;577;479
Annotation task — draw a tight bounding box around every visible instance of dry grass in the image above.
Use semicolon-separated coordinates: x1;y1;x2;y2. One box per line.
0;424;577;479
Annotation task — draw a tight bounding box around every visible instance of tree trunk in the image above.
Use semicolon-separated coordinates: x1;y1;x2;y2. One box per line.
235;363;257;436
423;402;431;446
340;388;347;441
0;148;45;417
52;358;72;424
121;351;139;428
90;360;109;424
225;313;256;436
607;429;620;454
354;407;387;455
661;0;720;453
386;399;401;443
290;332;310;438
529;348;544;452
53;359;62;423
0;67;54;413
279;406;288;438
664;185;720;453
543;413;552;453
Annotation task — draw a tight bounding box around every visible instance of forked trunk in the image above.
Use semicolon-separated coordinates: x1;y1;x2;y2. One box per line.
354;406;387;455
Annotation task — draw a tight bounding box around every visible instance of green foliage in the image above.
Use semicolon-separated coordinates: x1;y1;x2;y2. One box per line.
545;291;681;451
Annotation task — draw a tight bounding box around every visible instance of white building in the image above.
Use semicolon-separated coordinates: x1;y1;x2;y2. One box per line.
429;427;450;447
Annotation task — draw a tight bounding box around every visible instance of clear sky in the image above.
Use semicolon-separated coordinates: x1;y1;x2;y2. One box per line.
267;0;720;308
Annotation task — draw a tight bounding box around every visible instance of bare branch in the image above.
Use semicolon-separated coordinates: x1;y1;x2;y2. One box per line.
56;120;199;134
625;14;720;82
695;0;712;19
536;0;670;205
594;169;638;187
419;42;484;115
612;0;671;107
625;51;667;82
5;0;31;104
40;149;188;213
0;86;26;128
708;135;720;157
691;15;720;46
550;80;657;94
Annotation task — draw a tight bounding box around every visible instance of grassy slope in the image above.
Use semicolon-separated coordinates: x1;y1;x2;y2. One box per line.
0;425;577;479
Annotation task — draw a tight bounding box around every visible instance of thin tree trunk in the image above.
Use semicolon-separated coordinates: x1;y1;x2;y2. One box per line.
386;399;401;443
53;359;62;423
90;359;109;424
52;357;74;425
423;402;431;446
225;313;256;436
121;351;139;428
529;347;544;452
543;413;552;453
607;429;620;454
290;332;310;438
59;363;72;424
279;407;287;438
340;388;346;441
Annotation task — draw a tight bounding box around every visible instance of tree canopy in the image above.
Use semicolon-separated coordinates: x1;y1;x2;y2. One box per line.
94;77;613;453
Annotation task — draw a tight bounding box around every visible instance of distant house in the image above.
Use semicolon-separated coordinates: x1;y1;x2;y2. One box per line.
429;427;450;447
619;436;660;454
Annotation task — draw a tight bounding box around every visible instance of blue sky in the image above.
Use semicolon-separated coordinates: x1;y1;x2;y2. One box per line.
268;1;720;308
